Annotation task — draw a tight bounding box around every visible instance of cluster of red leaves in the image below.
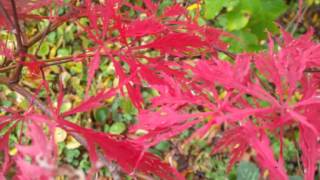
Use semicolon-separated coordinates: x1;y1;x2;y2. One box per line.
0;0;320;180
135;29;320;179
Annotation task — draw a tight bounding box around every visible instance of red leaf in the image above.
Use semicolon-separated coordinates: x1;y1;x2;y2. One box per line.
163;4;187;17
140;33;205;56
212;122;288;179
58;118;184;180
85;51;101;96
15;121;57;179
62;89;116;117
126;17;165;37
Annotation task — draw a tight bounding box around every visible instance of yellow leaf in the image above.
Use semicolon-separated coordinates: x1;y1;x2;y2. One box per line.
65;136;81;149
9;147;17;156
294;91;303;101
49;46;57;58
219;90;228;99
187;3;201;11
55;127;67;143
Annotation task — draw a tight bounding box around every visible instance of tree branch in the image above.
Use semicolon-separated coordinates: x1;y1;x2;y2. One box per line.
9;0;23;49
0;53;95;73
8;0;27;84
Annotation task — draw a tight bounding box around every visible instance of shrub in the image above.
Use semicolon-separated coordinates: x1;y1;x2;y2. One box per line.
0;0;319;180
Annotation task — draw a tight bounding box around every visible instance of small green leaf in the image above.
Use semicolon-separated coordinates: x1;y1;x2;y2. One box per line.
47;32;56;43
79;155;91;171
120;98;136;114
65;149;80;163
289;176;303;180
57;48;71;57
237;161;259;180
155;141;171;151
103;124;110;132
95;107;109;123
109;122;126;135
60;102;72;113
219;10;250;31
1;100;12;107
259;100;270;107
37;42;50;57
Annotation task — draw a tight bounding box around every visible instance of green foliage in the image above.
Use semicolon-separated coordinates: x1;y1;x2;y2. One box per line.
203;0;287;52
155;141;171;152
236;161;260;180
289;175;303;180
95;107;109;123
109;122;126;135
37;42;50;57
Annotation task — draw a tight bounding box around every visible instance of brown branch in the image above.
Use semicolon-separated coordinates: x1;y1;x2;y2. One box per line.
8;0;27;84
0;76;9;84
304;68;320;73
9;0;23;50
0;65;16;73
0;53;95;73
212;45;236;60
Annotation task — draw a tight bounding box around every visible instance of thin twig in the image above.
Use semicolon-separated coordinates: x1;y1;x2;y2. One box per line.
0;53;95;73
9;0;23;49
8;0;27;84
0;65;16;73
304;68;320;73
212;45;236;60
290;5;308;35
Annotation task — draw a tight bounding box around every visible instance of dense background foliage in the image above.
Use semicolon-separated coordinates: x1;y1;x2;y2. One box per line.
0;0;320;179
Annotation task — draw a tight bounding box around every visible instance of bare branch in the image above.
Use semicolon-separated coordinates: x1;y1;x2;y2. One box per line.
9;0;23;49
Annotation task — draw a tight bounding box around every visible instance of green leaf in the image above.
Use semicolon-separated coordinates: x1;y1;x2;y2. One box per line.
204;0;225;19
120;98;136;114
109;122;126;135
289;176;303;180
237;161;259;180
103;124;110;132
60;102;72;113
65;149;80;163
1;100;12;107
224;31;260;52
243;0;287;39
57;48;71;57
37;42;50;57
47;32;56;43
219;10;250;31
79;155;91;171
95;107;109;123
259;100;270;107
203;0;240;19
158;0;172;15
155;141;171;151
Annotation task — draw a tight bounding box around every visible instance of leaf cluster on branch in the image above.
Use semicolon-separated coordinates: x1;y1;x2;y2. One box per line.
0;0;319;180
